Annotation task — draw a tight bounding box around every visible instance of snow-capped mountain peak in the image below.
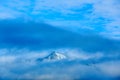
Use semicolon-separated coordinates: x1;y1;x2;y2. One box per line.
46;51;66;60
37;51;67;62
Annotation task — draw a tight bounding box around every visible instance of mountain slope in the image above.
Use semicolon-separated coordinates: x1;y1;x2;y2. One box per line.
36;51;67;62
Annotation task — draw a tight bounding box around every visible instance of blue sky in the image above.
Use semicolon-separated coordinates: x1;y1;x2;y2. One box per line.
0;0;120;39
0;0;120;53
0;0;120;79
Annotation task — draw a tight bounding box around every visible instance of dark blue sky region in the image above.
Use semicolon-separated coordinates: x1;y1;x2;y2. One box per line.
0;20;120;54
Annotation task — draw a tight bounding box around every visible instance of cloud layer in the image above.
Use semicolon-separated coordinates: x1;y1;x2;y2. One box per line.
0;0;120;39
0;48;120;80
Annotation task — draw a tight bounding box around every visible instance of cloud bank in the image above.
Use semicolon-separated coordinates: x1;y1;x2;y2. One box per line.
0;48;120;80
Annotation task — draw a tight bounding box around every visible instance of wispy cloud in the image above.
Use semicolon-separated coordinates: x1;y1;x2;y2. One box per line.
0;0;120;40
0;48;120;80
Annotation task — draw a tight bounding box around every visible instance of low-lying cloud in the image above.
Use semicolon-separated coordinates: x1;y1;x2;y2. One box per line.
0;48;120;80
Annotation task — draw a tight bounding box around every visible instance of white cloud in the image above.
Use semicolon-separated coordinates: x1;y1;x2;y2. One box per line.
35;0;120;39
91;0;120;39
0;48;119;79
92;0;120;19
34;0;91;14
54;48;104;60
0;0;120;39
0;56;16;63
98;61;120;77
0;0;32;19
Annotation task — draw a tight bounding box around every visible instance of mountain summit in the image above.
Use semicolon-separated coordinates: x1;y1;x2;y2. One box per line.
37;51;67;62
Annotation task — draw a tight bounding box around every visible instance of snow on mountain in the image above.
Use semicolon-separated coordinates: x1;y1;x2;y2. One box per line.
36;51;67;62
